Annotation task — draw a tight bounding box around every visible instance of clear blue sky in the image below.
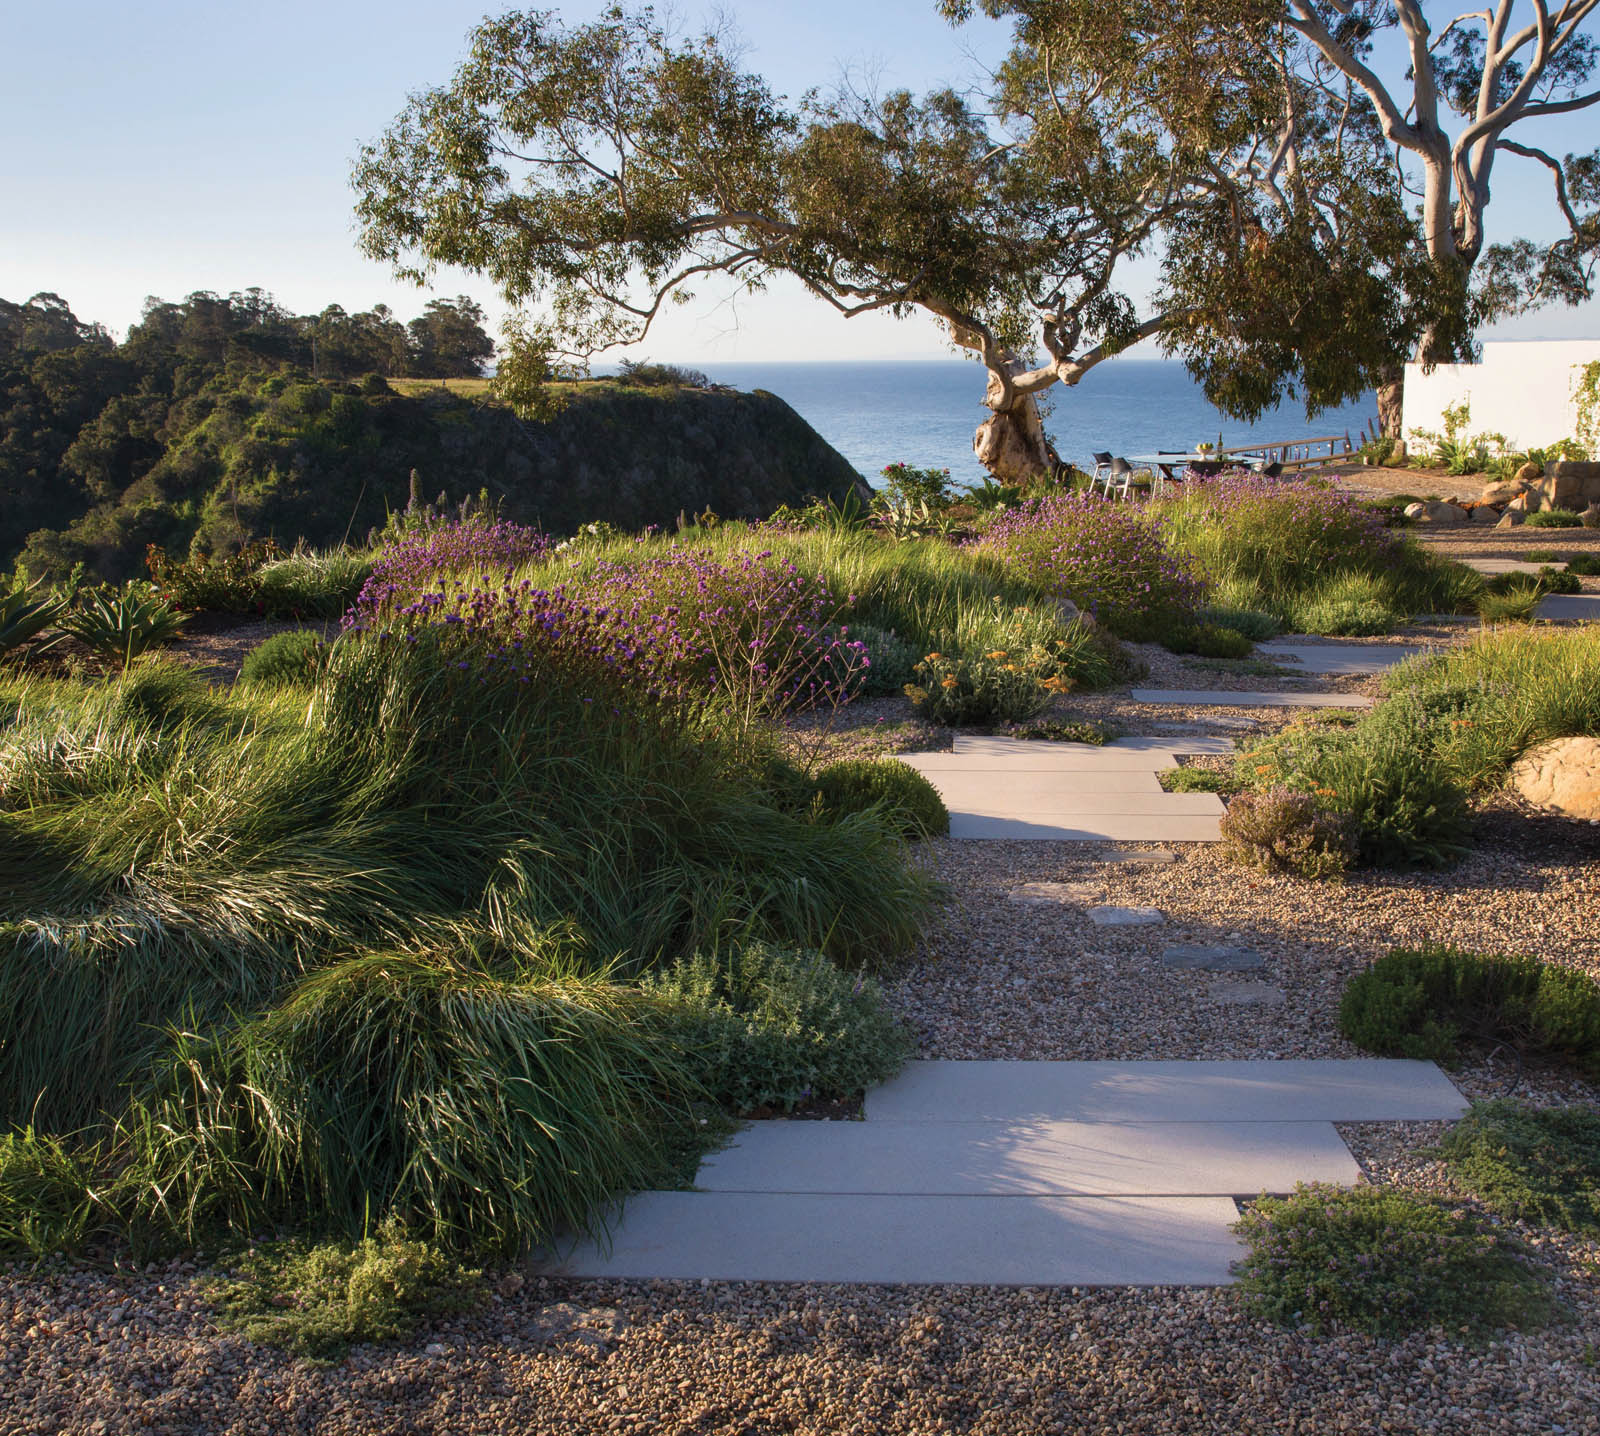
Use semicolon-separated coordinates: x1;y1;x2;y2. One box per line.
3;0;1595;359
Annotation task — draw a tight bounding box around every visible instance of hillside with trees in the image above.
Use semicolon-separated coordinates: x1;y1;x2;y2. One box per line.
0;291;865;579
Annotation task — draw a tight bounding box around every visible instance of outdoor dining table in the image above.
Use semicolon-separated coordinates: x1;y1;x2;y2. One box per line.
1123;452;1228;482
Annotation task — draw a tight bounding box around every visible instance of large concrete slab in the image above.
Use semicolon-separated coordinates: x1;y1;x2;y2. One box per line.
866;1060;1467;1124
536;1192;1244;1286
949;814;1224;841
697;1119;1359;1196
934;790;1225;817
915;770;1166;798
1464;558;1568;575
902;751;1181;772
952;734;1239;757
1258;642;1430;675
1537;593;1600;622
1131;689;1374;708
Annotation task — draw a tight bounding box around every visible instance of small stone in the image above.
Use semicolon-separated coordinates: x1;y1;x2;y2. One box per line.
1495;509;1524;528
424;1342;450;1357
1008;882;1103;905
1160;944;1266;972
1086;905;1164;927
1209;981;1286;1007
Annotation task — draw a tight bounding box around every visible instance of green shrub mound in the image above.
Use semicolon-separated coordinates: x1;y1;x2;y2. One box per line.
1440;1101;1600;1234
644;942;913;1113
1163;621;1254;659
847;623;920;698
1524;509;1583;527
1564;553;1600;577
205;1222;484;1362
1161;766;1236;795
0;1129;101;1258
1196;605;1280;641
1338;945;1600;1079
1232;1183;1554;1337
1219;787;1356;878
239;630;327;688
814;758;949;838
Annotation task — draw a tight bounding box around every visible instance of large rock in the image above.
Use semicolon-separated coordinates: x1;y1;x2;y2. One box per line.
1479;479;1532;506
1495;509;1525;528
1469;504;1500;523
1582;502;1600;529
1549;461;1600;505
1508;737;1600;820
1414;500;1471;525
1513;460;1543;484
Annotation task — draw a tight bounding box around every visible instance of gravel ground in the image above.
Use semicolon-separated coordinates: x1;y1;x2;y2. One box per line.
8;622;1600;1432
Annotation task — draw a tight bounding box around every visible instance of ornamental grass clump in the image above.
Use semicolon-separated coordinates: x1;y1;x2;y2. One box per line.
813;758;949;838
1232;1183;1554;1338
979;492;1202;641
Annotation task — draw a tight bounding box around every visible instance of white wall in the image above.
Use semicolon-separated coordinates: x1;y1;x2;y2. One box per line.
1403;339;1600;449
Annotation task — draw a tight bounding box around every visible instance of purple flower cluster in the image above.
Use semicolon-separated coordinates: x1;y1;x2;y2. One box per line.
349;518;551;621
349;523;867;720
978;492;1203;639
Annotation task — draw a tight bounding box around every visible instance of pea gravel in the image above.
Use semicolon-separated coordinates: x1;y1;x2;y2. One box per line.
8;627;1600;1433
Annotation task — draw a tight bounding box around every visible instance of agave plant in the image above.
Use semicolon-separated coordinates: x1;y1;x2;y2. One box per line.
0;580;68;660
62;584;187;669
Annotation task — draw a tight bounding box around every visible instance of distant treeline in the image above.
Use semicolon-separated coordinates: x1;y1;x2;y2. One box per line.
0;291;861;580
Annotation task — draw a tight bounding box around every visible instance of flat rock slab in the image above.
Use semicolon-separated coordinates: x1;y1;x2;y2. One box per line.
866;1060;1468;1124
928;770;1165;797
1087;906;1165;927
1008;882;1105;905
1257;643;1430;675
949;815;1224;842
536;1192;1244;1286
697;1119;1359;1197
948;793;1225;818
1465;558;1569;574
1099;847;1179;864
1161;944;1266;972
1537;594;1600;622
1209;981;1287;1008
1131;689;1374;708
952;734;1238;756
904;751;1181;773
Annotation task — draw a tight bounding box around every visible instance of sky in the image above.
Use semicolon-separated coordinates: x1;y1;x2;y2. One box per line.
3;0;1598;361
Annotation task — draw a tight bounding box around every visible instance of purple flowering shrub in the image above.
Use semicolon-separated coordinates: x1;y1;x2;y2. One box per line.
977;493;1203;640
1158;472;1398;596
348;525;866;724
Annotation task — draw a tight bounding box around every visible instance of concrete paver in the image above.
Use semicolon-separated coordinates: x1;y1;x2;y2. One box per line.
539;1192;1245;1286
1131;689;1374;708
1258;642;1430;675
866;1060;1467;1124
1537;594;1600;622
950;814;1224;841
696;1119;1360;1196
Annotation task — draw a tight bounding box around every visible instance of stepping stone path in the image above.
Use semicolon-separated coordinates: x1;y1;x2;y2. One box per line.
1257;641;1431;675
1463;557;1569;575
900;734;1232;842
1131;688;1372;708
1087;905;1165;927
1161;943;1265;972
1536;593;1600;622
538;1060;1467;1286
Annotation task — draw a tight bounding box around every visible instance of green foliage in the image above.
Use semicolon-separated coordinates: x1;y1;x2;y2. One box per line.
1013;717;1119;745
1357;434;1398;466
255;549;375;620
1477;579;1545;623
814;758;949;839
60;584;186;668
1238;712;1471;869
1288;572;1402;636
1564;553;1600;577
1409;401;1509;475
1161;765;1237;795
1440;1101;1600;1235
1524;509;1584;528
616;358;711;389
1218;786;1357;878
1195;605;1280;641
0;579;67;659
118;951;697;1253
205;1222;484;1362
845;623;920;697
1163;621;1254;659
0;1128;101;1258
1339;946;1600;1079
904;645;1066;726
877;463;956;512
145;539;282;613
238;630;327;689
643;942;913;1114
1575;359;1600;454
1232;1183;1553;1338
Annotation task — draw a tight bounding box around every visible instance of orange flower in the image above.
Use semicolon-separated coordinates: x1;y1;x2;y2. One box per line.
941;676;960;689
986;650;1008;660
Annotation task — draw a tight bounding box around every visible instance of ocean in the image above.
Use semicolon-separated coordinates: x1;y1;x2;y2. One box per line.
691;358;1377;487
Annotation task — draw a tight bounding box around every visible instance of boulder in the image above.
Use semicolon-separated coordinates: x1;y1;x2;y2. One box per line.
1513;460;1544;484
1495;509;1525;528
1508;736;1600;820
1470;504;1501;524
1582;502;1600;530
1415;500;1471;525
1403;502;1425;519
1479;479;1531;506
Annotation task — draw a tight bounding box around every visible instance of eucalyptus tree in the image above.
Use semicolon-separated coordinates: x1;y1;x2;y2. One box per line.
353;5;1405;476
